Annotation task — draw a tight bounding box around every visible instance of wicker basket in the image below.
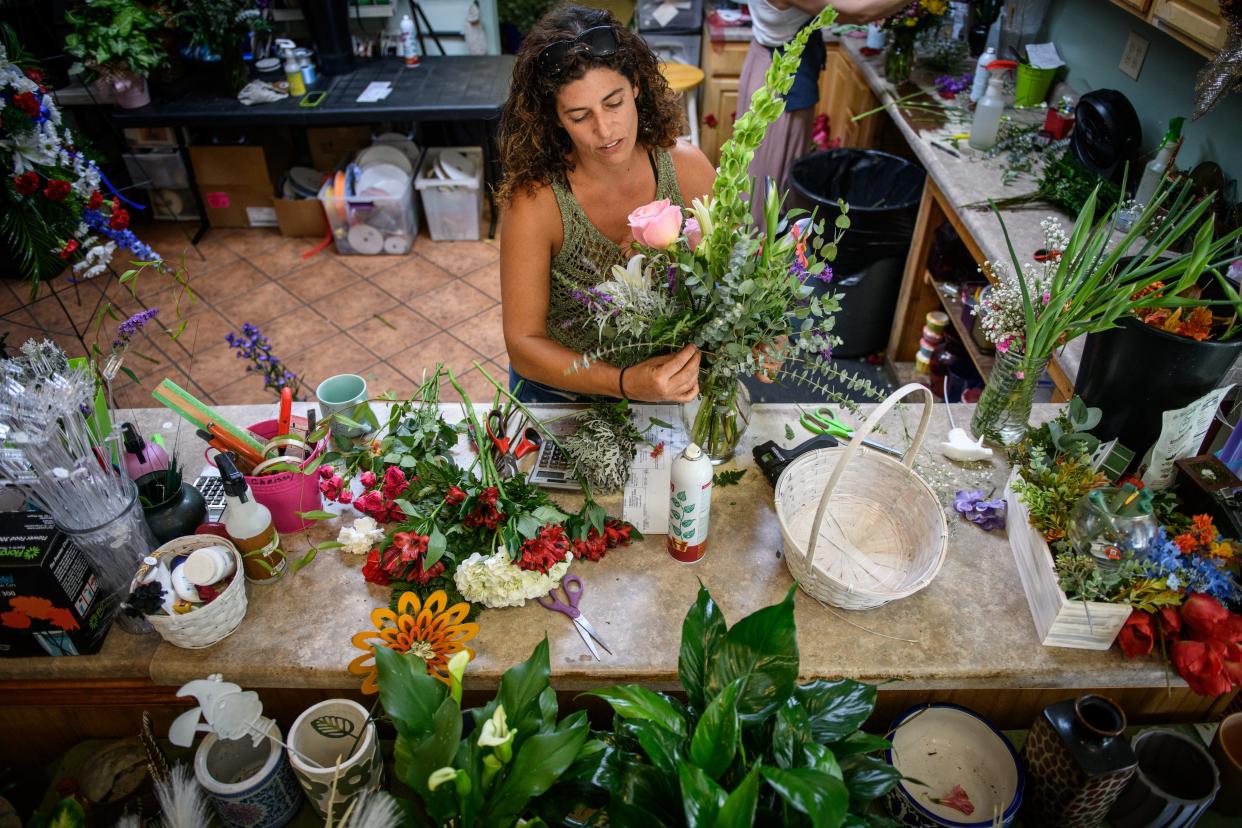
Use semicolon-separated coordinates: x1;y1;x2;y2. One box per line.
775;384;947;610
134;535;248;649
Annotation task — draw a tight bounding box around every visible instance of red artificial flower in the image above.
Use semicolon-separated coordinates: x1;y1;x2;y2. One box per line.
1182;593;1230;641
58;239;79;260
319;474;344;501
13;171;39;196
1158;606;1182;638
1171;639;1234;697
362;548;391;586
10;91;39;117
381;466;408;500
445;485;467;505
196;584;221;603
1117;610;1154;658
109;208;129;230
517;524;571;573
318;464;336;480
42;179;71;201
359;469;377;489
930;785;975;817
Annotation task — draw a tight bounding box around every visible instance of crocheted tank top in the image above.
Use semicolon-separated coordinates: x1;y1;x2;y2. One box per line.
546;146;684;361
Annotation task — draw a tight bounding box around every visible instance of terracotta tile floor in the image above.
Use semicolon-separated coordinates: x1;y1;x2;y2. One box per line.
0;222;511;416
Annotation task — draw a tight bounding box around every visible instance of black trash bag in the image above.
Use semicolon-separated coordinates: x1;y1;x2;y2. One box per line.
785;150;926;358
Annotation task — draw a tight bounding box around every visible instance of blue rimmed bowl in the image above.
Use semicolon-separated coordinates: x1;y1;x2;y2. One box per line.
884;703;1025;828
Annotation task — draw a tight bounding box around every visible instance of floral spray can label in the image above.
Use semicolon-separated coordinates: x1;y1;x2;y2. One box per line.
668;443;713;563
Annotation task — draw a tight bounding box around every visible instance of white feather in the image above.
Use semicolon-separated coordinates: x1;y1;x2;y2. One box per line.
154;763;213;828
113;816;142;828
343;791;403;828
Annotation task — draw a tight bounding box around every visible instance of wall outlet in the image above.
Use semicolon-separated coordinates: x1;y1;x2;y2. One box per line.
1119;31;1149;81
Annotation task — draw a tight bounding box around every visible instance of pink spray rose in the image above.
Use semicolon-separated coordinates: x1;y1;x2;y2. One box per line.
683;217;703;251
628;199;683;249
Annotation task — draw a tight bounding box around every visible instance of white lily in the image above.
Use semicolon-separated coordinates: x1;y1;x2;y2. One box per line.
446;649;470;705
688;196;714;241
478;704;515;751
427;767;457;791
608;253;648;292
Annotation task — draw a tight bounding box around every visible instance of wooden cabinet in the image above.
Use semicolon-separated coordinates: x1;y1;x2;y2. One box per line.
700;38;749;165
1111;0;1226;58
821;45;880;149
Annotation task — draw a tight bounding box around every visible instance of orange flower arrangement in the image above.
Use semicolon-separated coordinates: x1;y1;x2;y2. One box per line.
348;590;479;693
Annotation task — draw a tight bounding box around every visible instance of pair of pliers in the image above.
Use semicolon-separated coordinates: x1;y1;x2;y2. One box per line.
798;407;854;440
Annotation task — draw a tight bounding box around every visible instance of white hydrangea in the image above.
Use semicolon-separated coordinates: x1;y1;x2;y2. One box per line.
454;548;572;608
337;516;385;556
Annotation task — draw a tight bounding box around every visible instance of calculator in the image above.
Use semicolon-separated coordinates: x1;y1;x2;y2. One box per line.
193;469;228;522
527;438;581;490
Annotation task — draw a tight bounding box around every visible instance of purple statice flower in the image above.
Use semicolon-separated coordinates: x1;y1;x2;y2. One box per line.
954;490;1006;532
112;307;159;351
226;322;301;400
934;73;973;98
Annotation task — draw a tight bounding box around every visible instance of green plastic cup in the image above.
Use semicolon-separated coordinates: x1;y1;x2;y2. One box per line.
1015;63;1057;107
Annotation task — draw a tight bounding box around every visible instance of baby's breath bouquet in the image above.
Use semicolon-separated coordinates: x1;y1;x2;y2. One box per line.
575;6;879;461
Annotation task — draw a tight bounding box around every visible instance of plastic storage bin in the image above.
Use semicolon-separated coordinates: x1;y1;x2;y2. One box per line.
123;150;190;190
415;147;484;242
319;159;420;255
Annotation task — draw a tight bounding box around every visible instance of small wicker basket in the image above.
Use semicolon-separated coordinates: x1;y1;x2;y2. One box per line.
775;384;947;610
134;535;248;649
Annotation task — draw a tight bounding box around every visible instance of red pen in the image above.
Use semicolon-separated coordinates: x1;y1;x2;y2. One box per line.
277;387;292;437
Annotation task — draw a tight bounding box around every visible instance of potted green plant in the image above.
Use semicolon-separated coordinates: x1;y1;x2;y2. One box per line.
970;179;1242;446
65;0;168;109
172;0;270;95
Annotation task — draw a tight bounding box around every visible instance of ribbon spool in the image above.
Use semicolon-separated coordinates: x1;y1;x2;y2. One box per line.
383;235;409;254
347;224;385;255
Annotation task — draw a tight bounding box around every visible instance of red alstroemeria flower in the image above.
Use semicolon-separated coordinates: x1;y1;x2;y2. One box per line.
10;91;39;117
572;528;607;562
1171;639;1234;697
362;548;391;585
87;190;103;210
1117;610;1154;659
445;485;467;505
603;518;634;549
13;171;39;196
42;179;71;201
392;531;429;563
517;524;571;573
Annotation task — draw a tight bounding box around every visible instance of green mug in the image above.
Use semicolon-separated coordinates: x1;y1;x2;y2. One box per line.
315;374;373;438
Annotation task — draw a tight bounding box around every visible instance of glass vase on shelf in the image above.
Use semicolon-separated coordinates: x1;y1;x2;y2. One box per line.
681;373;752;465
885;28;916;85
970;348;1047;446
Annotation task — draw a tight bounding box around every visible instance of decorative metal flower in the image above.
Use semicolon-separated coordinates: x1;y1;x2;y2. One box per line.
348;591;479;693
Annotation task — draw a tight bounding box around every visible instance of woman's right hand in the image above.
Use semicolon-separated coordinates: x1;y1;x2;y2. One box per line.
624;344;701;402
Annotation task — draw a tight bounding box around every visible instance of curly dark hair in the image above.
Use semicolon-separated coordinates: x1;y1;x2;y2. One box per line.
497;5;685;203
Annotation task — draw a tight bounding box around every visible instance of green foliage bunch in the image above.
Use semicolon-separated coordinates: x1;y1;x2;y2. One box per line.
65;0;168;81
571;584;898;827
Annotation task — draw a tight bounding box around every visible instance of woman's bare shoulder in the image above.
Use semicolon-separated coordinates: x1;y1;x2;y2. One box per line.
668;139;716;203
502;181;563;252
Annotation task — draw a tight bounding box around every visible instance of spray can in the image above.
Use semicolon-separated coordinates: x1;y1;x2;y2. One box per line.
668;443;713;563
400;14;421;67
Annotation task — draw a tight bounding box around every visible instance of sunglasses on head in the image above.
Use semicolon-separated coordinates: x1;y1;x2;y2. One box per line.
535;25;620;76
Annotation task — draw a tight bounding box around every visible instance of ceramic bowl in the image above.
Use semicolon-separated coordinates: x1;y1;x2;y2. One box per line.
884;704;1025;827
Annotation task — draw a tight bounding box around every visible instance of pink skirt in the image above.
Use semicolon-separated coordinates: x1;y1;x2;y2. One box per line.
736;39;815;226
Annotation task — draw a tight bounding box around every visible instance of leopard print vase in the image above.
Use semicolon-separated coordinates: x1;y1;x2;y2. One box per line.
1021;697;1136;827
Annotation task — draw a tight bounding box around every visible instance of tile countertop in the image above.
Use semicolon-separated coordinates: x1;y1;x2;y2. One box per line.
83;401;1177;695
835;36;1088;382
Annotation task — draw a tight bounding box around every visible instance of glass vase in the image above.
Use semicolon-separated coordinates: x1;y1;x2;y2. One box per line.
885;29;916;85
1068;488;1160;572
970;349;1048;447
680;374;752;465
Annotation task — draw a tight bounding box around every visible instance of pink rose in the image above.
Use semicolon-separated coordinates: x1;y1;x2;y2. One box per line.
683;217;702;251
628;199;683;249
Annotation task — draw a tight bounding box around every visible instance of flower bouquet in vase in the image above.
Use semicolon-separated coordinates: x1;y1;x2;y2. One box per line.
575;6;880;463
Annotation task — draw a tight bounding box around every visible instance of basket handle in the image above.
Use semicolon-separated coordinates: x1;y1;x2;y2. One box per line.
805;383;934;568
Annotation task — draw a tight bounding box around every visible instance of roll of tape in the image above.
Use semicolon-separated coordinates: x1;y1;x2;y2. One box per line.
383;235;410;254
347;224;385;255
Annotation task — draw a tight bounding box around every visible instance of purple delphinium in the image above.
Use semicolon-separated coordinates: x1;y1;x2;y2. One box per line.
954;489;1006;532
226;322;301;400
112;308;159;351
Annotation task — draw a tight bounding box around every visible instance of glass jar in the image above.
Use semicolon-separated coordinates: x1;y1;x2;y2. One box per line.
680;374;752;465
1068;488;1159;570
970;348;1048;446
885;29;916;85
58;483;158;602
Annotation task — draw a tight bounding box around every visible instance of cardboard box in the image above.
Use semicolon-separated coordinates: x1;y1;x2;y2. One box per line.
0;512;114;657
273;197;328;237
307;126;372;172
189;145;283;229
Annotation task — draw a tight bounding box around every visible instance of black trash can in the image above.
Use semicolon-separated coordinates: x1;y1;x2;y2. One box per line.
787;149;926;357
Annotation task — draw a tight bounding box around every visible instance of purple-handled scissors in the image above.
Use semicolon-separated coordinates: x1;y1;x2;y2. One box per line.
536;574;612;660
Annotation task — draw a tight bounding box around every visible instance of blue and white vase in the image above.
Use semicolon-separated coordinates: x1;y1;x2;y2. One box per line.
194;721;303;828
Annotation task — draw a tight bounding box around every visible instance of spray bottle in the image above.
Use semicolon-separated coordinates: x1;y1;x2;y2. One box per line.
1134;116;1185;206
122;422;169;480
667;443;713;563
217;453;285;583
968;60;1015;151
276;38;305;96
969;45;996;104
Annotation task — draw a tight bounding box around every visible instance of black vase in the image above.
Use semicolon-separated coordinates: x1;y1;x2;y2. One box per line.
967;22;990;57
1074;315;1242;457
1108;729;1219;827
301;0;354;76
139;472;207;544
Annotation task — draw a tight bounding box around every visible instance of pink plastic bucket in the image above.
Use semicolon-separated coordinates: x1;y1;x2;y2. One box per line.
204;417;326;533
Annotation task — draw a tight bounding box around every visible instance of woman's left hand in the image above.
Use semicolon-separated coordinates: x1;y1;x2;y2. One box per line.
754;335;789;384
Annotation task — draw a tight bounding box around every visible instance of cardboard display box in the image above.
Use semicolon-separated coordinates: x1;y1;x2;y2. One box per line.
0;512;115;657
273;194;328;238
188;145;283;229
307;126;372;172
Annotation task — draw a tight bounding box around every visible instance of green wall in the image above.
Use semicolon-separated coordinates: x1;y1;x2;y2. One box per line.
1042;0;1242;189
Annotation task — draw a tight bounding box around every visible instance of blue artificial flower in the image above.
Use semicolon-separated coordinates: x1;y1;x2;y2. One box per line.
1141;527;1242;605
954;489;1006;532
